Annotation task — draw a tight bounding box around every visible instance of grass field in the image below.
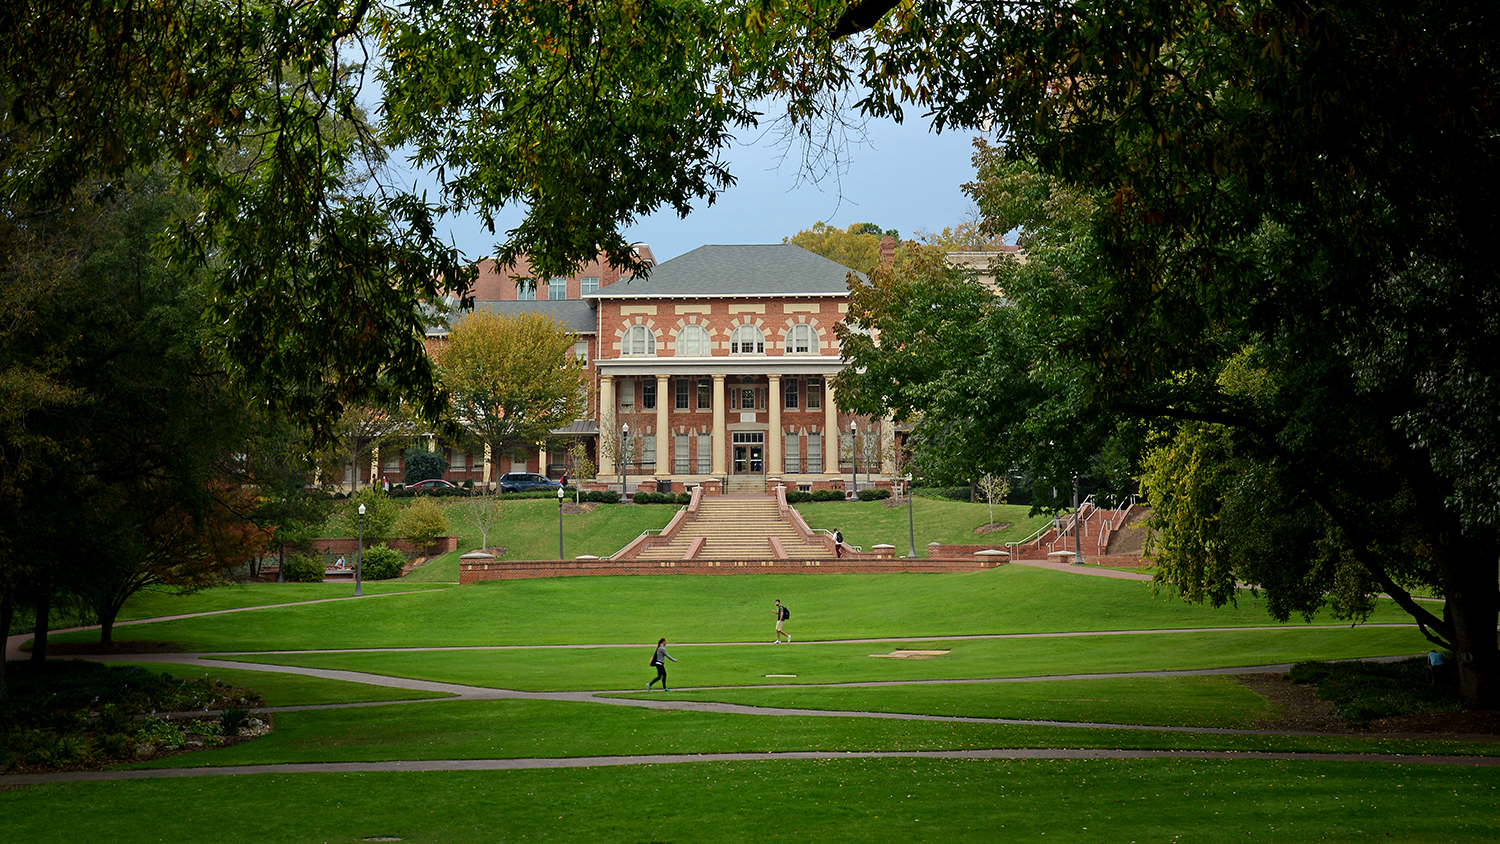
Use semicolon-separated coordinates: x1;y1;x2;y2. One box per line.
6;557;1496;843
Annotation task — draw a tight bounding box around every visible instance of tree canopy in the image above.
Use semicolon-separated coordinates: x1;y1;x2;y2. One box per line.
785;221;896;271
437;311;587;471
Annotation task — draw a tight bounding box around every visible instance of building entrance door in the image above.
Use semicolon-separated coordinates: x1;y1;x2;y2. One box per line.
732;432;765;474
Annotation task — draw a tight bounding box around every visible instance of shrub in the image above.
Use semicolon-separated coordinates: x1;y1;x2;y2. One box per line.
676;492;692;504
360;544;406;580
919;485;973;502
396;497;449;548
582;489;620;504
282;554;326;582
811;489;846;501
857;488;891;501
632;491;683;504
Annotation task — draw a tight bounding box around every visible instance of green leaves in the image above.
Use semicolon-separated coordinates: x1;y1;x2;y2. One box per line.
377;0;755;280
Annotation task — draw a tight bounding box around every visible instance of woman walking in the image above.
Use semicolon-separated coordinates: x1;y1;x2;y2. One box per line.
647;637;677;691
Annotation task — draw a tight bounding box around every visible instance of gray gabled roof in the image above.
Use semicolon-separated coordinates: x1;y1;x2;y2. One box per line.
592;244;862;298
428;299;598;337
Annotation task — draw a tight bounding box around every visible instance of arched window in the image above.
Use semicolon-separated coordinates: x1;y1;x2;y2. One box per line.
675;324;711;356
785;323;820;354
622;324;655;355
730;323;765;354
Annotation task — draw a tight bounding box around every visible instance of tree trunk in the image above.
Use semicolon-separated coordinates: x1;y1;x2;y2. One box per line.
98;608;116;647
0;590;13;700
1444;538;1500;709
31;591;48;662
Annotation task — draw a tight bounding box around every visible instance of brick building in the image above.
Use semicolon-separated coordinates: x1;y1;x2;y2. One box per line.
370;243;895;494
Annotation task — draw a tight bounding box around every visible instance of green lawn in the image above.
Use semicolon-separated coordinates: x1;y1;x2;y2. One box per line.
119;697;1499;770
7;549;1486;844
114;581;451;622
113;662;452;707
58;566;1423;652
7;759;1497;844
219;626;1428;692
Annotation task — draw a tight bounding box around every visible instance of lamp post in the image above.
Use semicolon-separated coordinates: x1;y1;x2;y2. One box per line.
620;422;629;497
850;420;858;498
355;502;366;596
906;474;916;559
557;485;566;560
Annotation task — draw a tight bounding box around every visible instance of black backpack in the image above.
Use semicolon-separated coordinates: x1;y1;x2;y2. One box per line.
781;605;790;620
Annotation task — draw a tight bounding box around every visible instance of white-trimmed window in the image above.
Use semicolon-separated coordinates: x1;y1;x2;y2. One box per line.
622;324;655;355
697;378;711;410
674;433;690;473
675;378;690;409
676;324;711;356
642;379;657;410
806;378;822;409
695;431;712;473
580;277;600;295
619;378;635;410
573;340;589;363
785;431;800;474
806;432;823;473
784;378;799;409
786;323;819;354
548;277;567;300
516;279;536;300
730;323;765;354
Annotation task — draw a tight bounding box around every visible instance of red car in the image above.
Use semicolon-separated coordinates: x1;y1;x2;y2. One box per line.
407;479;456;490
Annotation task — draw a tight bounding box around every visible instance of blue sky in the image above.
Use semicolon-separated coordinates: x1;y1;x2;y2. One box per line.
385;117;988;264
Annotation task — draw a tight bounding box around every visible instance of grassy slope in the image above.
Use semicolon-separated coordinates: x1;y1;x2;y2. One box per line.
796;499;1054;555
58;565;1421;651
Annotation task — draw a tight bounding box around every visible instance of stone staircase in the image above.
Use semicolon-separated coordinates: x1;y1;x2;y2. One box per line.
632;496;835;561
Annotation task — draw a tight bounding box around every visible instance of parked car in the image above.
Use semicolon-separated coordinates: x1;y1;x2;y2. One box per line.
499;472;563;493
408;478;456;490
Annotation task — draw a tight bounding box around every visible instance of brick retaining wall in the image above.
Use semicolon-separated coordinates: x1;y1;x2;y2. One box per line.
460;556;1007;583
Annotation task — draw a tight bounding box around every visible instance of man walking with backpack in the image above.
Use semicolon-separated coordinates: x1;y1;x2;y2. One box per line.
774;599;791;643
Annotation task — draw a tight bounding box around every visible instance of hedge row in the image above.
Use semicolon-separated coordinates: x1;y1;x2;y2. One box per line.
630;491;692;505
783;489;849;503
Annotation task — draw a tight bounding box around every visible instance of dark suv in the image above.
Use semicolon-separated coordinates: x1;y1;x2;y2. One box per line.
498;472;562;493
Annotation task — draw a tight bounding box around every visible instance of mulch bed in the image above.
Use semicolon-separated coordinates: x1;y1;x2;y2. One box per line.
1237;672;1500;739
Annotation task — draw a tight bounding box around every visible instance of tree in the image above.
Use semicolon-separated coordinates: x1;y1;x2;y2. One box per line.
460;493;506;553
976;473;1009;527
784;222;891;271
776;1;1497;708
2;3;475;440
327;405;414;492
1;173;276;649
437;311;587;472
566;440;597;504
403;446;450;487
339;489;399;542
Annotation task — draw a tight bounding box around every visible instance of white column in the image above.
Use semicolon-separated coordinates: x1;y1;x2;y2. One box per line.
599;374;616;476
711;373;727;476
655;374;670;476
767;373;781;477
